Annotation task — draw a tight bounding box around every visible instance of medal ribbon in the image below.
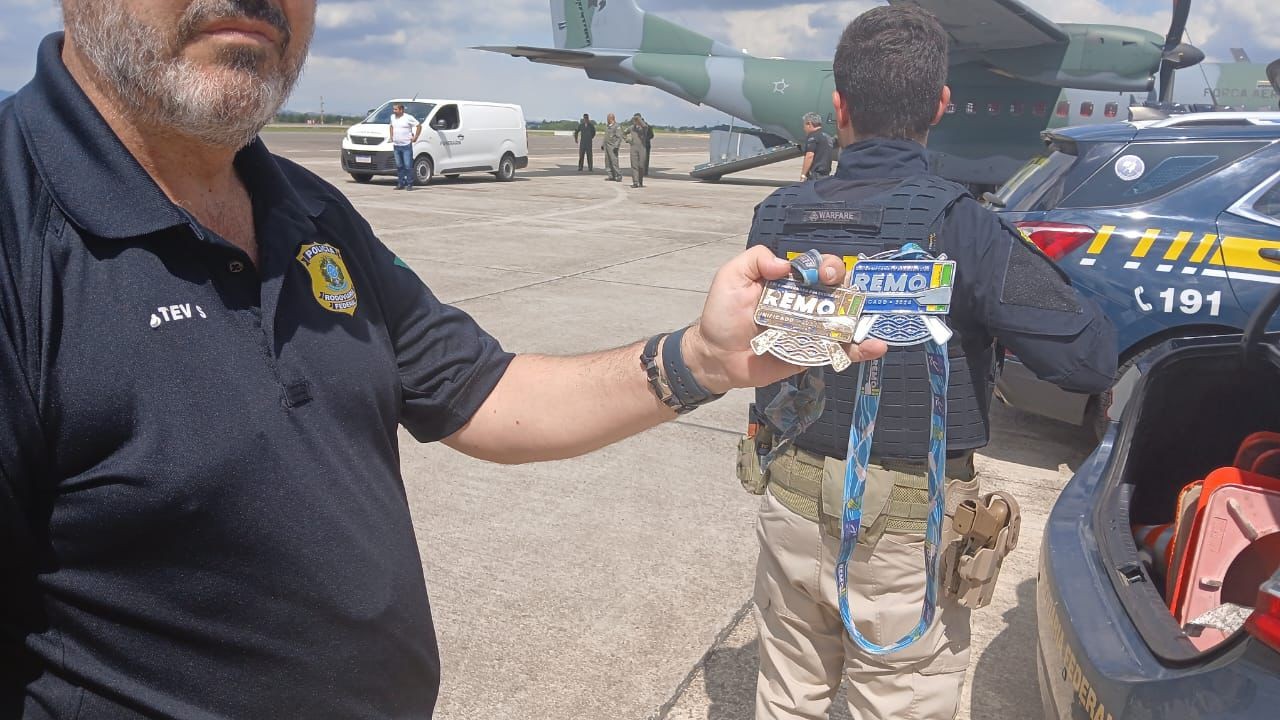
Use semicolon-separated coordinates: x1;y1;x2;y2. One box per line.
836;244;948;655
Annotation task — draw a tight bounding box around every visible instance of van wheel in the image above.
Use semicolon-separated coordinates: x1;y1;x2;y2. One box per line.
494;153;516;181
413;156;434;186
350;173;372;184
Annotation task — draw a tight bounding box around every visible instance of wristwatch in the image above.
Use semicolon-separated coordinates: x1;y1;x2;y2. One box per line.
641;328;724;414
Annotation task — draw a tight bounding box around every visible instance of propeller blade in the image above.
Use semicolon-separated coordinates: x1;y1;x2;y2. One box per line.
1158;60;1175;103
1164;0;1192;53
1158;0;1195;103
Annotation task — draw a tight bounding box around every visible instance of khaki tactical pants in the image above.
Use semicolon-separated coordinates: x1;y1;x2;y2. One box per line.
753;461;978;720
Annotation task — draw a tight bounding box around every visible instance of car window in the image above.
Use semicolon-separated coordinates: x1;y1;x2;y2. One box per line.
367;102;435;124
1255;180;1280;221
992;151;1077;212
430;104;460;131
1061;141;1269;209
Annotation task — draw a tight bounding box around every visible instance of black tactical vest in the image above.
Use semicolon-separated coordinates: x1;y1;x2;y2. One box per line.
753;174;992;460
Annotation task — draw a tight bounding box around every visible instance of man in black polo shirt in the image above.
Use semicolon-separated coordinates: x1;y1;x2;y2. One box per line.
0;2;887;718
800;112;834;181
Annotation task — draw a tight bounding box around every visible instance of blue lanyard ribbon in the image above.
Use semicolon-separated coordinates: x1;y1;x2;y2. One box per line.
836;245;949;655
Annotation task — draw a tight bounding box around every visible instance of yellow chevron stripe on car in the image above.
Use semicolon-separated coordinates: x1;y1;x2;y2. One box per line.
1163;231;1194;262
1188;233;1219;264
1086;225;1115;255
1210;236;1280;273
1131;228;1161;258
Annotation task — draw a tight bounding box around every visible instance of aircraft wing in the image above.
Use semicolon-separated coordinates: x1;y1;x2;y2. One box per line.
891;0;1068;52
473;45;620;70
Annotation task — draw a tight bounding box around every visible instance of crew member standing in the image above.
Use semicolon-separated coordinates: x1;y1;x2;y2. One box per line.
574;112;596;171
638;112;655;180
603;112;623;182
799;112;833;181
623;113;651;188
742;7;1118;719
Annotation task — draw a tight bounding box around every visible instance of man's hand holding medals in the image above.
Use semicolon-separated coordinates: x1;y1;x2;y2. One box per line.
682;246;889;395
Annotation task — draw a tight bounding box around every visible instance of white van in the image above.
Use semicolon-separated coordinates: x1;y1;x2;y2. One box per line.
340;99;529;186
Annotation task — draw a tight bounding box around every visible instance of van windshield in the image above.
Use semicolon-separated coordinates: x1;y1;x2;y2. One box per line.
366;102;436;124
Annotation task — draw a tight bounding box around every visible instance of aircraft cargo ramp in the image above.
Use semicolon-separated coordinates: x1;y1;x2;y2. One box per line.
691;129;802;181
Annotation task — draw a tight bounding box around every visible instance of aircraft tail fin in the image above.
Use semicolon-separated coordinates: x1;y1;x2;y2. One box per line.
550;0;738;57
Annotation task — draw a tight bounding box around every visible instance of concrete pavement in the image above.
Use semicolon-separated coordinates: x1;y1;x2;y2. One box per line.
263;129;1094;720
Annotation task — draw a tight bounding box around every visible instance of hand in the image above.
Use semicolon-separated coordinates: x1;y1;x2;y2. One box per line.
682;246;888;393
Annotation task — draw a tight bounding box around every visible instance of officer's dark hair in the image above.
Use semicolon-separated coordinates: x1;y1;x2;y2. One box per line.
833;5;948;141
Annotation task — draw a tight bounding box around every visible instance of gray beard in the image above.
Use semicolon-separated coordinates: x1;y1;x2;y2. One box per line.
65;1;308;149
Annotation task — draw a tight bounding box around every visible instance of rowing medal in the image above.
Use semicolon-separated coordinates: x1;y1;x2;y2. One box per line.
849;255;955;346
751;250;865;372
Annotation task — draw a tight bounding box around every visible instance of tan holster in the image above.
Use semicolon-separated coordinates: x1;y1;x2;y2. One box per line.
938;490;1021;609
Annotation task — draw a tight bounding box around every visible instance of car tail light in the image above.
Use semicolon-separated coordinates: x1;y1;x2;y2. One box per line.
1245;569;1280;653
1013;222;1097;261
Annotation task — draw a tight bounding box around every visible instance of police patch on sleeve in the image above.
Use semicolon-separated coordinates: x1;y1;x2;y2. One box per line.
296;243;358;316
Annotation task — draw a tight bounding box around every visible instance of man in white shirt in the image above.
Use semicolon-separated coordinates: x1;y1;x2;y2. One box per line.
388;103;421;190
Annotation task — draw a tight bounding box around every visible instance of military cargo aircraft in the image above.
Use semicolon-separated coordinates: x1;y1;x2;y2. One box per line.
480;0;1276;186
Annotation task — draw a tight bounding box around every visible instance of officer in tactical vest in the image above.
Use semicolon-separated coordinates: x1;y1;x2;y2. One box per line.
739;7;1117;719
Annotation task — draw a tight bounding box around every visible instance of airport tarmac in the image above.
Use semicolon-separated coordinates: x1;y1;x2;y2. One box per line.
263;128;1094;720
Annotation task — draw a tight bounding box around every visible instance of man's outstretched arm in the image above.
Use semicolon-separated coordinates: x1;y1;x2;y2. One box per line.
443;247;887;464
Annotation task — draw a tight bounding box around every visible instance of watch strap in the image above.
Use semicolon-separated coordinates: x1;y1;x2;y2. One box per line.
662;326;725;410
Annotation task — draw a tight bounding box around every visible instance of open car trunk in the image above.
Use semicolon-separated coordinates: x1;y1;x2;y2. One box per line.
1095;335;1280;664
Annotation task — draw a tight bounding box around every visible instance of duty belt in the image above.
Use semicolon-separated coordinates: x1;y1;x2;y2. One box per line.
768;445;973;540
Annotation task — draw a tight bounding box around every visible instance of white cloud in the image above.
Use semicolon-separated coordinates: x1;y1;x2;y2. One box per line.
0;0;1274;125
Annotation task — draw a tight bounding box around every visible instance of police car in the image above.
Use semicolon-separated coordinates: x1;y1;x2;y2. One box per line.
989;112;1280;436
1037;287;1280;720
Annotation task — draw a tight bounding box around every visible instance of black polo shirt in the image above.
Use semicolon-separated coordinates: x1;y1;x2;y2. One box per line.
0;34;514;718
803;129;833;177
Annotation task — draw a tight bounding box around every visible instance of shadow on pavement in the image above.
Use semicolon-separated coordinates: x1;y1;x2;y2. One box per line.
699;622;855;720
982;402;1096;473
703;641;756;720
970;578;1042;720
645;168;790;188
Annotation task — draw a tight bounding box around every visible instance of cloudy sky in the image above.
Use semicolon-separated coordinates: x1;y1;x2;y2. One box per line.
0;0;1274;125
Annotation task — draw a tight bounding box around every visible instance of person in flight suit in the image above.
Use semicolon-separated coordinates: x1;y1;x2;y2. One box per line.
623;113;652;188
573;112;596;171
742;6;1118;719
603;112;624;182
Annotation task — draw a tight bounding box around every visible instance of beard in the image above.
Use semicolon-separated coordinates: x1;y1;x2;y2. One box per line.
64;0;310;149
